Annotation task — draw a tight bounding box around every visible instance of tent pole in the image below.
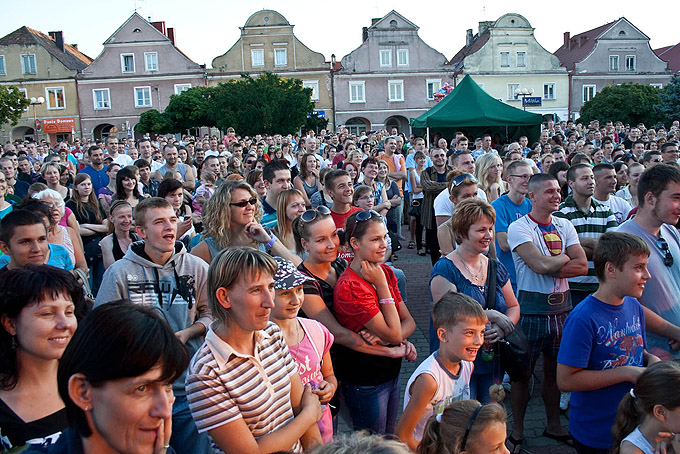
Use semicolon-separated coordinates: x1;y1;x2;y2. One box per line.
427;127;430;147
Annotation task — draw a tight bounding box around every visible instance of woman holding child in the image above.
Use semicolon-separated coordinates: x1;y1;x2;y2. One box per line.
430;198;520;403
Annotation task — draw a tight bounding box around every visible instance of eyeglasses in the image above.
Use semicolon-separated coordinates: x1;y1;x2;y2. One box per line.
347;209;382;240
451;173;477;187
45;201;64;209
230;198;257;208
300;205;331;222
656;236;674;267
510;174;532;181
651;158;663;163
245;160;255;165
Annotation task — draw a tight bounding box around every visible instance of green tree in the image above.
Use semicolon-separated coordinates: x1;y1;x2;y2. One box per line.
655;75;680;125
164;86;216;132
579;83;663;127
305;112;329;134
0;85;30;126
212;72;315;136
136;109;174;135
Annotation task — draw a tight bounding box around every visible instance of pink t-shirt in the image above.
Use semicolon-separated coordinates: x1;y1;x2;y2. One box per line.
59;206;73;227
289;318;334;443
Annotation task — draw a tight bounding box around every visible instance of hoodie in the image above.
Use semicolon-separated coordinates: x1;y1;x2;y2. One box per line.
95;241;211;396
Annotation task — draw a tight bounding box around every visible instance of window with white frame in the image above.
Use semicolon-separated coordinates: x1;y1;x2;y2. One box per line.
379;49;392;67
397;49;409;66
121;54;135;73
144;52;158;71
650;83;663;89
516;52;526;67
625;55;636;71
93;88;111;109
426;79;441;100
21;54;36;74
274;48;287;66
18;88;28;111
0;56;5;75
388;80;404;102
46;87;65;109
174;84;192;95
251;49;264;67
507;83;520;100
302;80;319;101
609;55;619;71
583;85;596;103
543;83;555;100
500;52;510;67
134;86;152;108
349;81;365;103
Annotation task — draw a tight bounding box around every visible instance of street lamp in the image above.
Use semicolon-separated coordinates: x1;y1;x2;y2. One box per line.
30;96;45;142
514;88;534;110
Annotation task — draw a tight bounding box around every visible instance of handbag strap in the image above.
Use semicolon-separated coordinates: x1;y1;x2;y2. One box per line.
484;258;498;311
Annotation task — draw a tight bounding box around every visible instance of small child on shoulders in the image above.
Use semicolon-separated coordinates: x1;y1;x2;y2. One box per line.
395;292;487;451
192;170;216;217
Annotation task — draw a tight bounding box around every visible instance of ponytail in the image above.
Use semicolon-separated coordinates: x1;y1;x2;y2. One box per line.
417;414;446;454
611;393;643;454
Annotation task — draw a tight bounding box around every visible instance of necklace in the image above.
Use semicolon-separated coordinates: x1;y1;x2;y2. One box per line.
290;319;303;360
455;250;484;284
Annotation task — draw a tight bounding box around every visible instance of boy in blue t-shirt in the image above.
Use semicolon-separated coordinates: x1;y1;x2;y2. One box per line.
557;231;680;454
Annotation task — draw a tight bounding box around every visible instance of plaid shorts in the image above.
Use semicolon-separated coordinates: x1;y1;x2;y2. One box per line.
519;311;570;365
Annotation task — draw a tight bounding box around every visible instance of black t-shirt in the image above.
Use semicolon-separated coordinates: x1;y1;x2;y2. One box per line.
0;398;68;449
298;258;347;315
65;200;106;246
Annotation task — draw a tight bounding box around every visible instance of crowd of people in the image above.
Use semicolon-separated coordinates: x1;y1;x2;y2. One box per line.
1;118;680;454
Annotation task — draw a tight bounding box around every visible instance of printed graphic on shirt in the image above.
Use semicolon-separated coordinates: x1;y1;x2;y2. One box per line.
538;223;563;256
432;384;470;416
598;316;644;369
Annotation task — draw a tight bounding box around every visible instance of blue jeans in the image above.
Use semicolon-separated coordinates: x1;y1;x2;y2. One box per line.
469;370;496;404
390;266;408;302
170;395;211;454
341;376;401;434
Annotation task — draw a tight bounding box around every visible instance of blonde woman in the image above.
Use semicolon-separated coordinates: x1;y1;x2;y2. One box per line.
190;180;298;264
40;161;70;201
474;153;505;202
274;188;307;260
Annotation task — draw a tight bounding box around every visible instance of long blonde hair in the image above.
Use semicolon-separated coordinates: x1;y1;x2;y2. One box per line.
202;180;261;249
275;188;305;248
474;153;504;196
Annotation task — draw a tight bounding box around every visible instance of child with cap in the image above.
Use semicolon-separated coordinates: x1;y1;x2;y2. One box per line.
271;256;338;443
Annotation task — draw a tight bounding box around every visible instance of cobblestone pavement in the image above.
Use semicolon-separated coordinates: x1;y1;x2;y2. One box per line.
337;224;576;454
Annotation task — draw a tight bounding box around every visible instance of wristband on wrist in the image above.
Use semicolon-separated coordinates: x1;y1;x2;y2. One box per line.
378;298;395;305
264;234;278;250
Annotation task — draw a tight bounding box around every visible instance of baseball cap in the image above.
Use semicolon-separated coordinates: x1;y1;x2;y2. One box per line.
273;257;313;290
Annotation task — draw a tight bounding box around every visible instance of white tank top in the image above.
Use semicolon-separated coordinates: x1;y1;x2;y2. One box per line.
621;427;654;454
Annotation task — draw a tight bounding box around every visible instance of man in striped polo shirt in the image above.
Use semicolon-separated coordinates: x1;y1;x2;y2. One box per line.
186;247;322;454
554;163;618;306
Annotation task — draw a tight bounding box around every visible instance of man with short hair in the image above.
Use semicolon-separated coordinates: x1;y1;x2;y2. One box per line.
601;140;615;163
434;151;487;227
630;140;646;159
379;136;407;238
421;148;451;265
623;127;641;149
104;136;133;167
554;164;618;305
0;157;29;198
492;160;533;294
472;134;493;159
519;136;530;154
154;144;195;191
80;145;109;195
592;163;633;224
96;197;212;454
261;160;292;229
660;141;679;163
507;174;588;451
617;164;680;360
135;158;159;197
137;138;162;172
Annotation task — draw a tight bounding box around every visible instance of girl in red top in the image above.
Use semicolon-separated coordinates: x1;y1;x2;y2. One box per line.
333;210;417;435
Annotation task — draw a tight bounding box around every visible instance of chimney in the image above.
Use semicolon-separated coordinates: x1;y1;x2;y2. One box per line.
563;32;570;50
579;35;587;47
167;27;175;45
151;21;166;36
48;31;64;52
362;26;368;42
466;29;474;46
478;21;493;36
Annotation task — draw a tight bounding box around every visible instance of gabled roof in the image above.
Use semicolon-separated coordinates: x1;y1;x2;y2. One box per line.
655;43;680;74
553;20;618;71
446;32;490;71
369;10;418;31
103;12;169;45
0;26;92;70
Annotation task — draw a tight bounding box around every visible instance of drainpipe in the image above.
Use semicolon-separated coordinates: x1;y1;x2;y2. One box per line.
330;54;337;132
74;72;84;140
568;71;572;120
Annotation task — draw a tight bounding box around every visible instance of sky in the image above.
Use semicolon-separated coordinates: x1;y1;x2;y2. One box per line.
1;0;678;68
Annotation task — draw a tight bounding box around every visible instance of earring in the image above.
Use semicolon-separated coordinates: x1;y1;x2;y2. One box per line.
10;336;16;350
84;405;90;411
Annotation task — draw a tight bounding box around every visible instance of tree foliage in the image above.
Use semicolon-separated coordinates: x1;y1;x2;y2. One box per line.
164;86;216;132
579;83;663;127
306;112;329;134
0;85;30;126
136;109;174;135
655;75;680;125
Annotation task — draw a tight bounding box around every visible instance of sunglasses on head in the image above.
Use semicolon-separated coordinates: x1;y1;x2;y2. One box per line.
300;205;331;223
347;209;382;240
451;173;477;187
230;197;257;208
656;237;674;267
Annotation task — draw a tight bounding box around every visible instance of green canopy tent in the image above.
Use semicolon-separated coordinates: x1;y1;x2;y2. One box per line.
410;75;543;146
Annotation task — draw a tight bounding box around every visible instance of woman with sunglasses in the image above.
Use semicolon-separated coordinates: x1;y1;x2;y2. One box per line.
333;210;417;434
190;180;296;264
431;199;519;403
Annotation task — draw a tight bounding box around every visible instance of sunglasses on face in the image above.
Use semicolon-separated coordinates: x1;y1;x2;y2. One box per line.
300;205;331;223
656;237;674;267
230;198;257;208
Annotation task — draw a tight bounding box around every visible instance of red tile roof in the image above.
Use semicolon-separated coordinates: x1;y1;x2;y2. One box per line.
655;43;680;74
554;21;616;71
